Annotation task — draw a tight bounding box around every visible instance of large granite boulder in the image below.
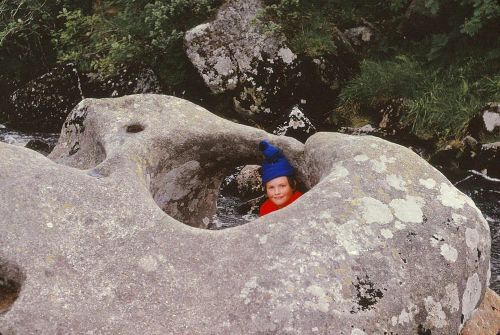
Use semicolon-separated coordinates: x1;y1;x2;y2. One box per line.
184;0;356;131
0;94;492;334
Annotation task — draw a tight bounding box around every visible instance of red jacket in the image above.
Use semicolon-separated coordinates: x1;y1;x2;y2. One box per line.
259;191;303;216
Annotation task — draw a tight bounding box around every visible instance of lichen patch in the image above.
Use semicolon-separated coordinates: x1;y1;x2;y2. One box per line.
461;273;481;322
359;197;393;224
443;283;459;312
424;296;448;328
138;255;158;272
389;196;424;223
328;164;349;181
452;213;467;225
240;277;258;305
354;154;369;162
386;174;407;191
440;244;458;263
419;178;436;189
437;183;467;209
305;284;331;313
381;229;393;239
394;221;406;230
465;228;479;250
277;47;296;64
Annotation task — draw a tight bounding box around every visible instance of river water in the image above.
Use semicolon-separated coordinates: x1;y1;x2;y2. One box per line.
1;124;498;293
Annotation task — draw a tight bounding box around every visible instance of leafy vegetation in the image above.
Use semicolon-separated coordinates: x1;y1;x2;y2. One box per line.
1;0;499;141
1;0;221;88
260;0;500;141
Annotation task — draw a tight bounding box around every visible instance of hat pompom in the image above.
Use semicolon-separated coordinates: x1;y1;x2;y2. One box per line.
259;140;294;184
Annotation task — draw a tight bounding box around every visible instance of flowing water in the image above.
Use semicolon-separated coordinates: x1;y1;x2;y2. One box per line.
1;124;498;293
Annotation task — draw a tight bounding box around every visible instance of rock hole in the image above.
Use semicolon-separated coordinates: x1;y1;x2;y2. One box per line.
148;149;307;229
0;261;24;315
126;124;145;133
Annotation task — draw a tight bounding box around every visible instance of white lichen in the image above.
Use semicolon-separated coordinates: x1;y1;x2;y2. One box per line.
139;255;158;272
444;283;460;312
440;244;458;263
461;273;481;323
354;154;369;162
381;228;394;239
424;296;448;328
437;183;467;209
240;277;258;304
465;228;479;250
277;47;297;64
419;178;436;189
389;196;424;223
359;197;393;224
386;174;407;191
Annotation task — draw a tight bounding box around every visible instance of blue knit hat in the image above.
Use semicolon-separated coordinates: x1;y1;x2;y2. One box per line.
259;140;294;184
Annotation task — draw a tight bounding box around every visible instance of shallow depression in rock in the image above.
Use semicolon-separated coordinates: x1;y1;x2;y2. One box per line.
0;262;24;315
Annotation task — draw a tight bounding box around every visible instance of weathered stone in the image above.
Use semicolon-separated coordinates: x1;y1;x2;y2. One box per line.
467;103;500;141
344;24;377;55
273;105;317;143
7;63;84;133
460;288;500;335
0;94;491;334
82;64;162;99
24;139;53;156
185;0;285;94
476;142;500;178
221;165;263;201
184;0;356;128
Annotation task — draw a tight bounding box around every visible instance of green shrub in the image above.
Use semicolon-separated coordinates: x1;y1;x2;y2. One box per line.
338;56;427;107
52;0;222;88
338;56;500;140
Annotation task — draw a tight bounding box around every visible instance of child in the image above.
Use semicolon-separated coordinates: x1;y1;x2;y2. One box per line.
259;140;302;216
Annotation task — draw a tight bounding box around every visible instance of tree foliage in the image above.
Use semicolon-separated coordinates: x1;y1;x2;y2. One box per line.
259;0;500;140
1;0;498;140
53;0;221;88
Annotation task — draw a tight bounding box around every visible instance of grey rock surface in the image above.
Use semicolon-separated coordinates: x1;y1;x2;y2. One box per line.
0;94;492;334
184;0;357;131
184;0;288;94
466;102;500;141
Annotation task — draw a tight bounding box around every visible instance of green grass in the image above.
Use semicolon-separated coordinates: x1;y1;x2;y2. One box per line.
338;56;500;141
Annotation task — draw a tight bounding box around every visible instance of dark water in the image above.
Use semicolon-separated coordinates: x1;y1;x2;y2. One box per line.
1;124;498;293
0;125;59;151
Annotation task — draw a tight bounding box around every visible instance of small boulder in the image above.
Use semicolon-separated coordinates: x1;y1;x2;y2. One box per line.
25;139;53;156
466;103;500;141
476;142;500;178
8;63;84;133
82;64;162;98
460;288;500;335
273;105;317;143
220;165;262;201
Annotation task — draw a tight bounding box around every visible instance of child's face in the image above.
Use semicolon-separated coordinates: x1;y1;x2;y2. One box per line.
265;176;294;208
